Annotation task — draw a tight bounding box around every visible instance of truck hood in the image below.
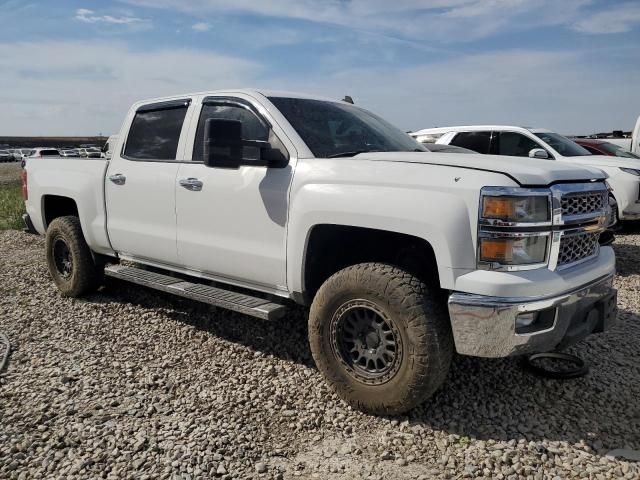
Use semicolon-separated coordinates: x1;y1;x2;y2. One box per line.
357;152;607;186
562;154;640;171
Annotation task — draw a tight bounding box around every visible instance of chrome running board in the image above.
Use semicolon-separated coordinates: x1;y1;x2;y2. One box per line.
104;265;286;321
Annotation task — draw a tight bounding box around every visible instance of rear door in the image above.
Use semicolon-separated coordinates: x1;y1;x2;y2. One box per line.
105;98;193;265
449;131;492;154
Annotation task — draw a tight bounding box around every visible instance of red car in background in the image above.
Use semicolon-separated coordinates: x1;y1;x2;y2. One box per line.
573;138;640;159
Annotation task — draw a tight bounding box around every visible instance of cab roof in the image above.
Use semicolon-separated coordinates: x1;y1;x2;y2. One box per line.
133;89;344;109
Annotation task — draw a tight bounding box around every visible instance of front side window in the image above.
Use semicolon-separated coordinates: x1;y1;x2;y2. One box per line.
269;97;425;158
41;150;59;156
533;132;591;157
124;103;189;160
450;131;491;154
497;132;545;157
193;102;269;162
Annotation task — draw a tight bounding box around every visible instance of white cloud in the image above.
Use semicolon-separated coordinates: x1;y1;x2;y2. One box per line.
120;0;595;42
192;22;211;32
0;41;260;136
0;40;637;136
267;49;640;135
572;2;640;34
75;8;150;26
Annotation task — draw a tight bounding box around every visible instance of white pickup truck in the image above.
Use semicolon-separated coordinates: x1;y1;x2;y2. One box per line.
23;90;618;415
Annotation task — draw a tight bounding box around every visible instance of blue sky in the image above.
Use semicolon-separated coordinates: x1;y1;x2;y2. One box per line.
0;0;638;136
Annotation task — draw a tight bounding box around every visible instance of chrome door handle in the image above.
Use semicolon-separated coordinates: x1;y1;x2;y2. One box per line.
179;178;203;191
109;173;126;185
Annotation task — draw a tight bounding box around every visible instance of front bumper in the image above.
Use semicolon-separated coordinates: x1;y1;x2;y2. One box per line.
448;274;617;357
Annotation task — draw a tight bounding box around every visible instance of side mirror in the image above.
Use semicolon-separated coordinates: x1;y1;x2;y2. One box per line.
204;118;243;168
203;118;289;168
529;148;549;159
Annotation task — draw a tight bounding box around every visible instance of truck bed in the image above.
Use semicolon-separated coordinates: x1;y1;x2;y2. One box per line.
25;157;113;255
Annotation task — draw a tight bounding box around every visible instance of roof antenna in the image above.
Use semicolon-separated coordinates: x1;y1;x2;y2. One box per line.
342;95;354;104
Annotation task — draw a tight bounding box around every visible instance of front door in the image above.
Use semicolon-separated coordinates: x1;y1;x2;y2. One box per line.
105;98;192;265
175;96;293;292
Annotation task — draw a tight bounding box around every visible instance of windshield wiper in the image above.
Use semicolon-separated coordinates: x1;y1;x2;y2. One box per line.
327;148;425;158
327;149;380;158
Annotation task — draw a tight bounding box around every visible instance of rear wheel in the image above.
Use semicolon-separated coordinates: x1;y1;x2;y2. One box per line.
309;263;453;415
45;216;103;297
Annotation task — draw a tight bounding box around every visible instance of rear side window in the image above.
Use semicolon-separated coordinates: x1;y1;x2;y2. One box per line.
450;131;491;154
41;150;59;156
124;101;189;160
193;102;269;162
497;132;544;157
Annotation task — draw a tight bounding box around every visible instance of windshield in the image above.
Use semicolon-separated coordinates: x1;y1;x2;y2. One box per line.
269;97;426;158
600;142;640;159
533;132;591;157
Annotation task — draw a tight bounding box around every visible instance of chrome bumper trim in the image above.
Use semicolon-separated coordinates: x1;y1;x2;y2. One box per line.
448;274;617;358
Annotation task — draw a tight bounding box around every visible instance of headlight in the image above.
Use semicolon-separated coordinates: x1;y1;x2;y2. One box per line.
620;167;640;176
478;187;552;270
478;234;549;266
480;188;551;225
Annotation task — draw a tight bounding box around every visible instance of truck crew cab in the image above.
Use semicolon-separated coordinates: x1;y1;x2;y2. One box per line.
23;90;617;414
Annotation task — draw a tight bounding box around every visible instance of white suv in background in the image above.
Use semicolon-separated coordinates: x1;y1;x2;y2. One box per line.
411;125;640;223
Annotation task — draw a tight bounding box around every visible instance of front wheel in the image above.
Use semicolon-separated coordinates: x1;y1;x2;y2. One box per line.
309;263;453;415
45;216;103;297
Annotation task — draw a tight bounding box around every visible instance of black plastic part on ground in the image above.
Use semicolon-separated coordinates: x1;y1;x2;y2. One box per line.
523;352;589;379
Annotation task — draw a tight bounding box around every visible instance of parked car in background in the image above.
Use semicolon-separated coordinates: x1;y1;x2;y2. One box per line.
60;150;81;157
573;138;640;159
102;135;119;159
0;150;12;162
26;148;60;158
23;89;617;415
598;116;640;154
13;149;33;161
77;147;102;158
411;125;640;224
422;143;476;154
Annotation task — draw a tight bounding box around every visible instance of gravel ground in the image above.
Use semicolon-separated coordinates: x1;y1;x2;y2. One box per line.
1;230;639;479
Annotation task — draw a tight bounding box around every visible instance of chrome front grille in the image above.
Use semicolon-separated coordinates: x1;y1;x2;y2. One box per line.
561;191;606;218
557;231;600;268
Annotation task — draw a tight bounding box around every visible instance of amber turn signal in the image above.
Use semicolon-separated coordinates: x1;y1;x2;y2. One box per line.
480;238;513;262
482;197;515;220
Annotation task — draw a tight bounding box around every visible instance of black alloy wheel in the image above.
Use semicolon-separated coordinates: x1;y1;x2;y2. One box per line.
330;299;403;385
